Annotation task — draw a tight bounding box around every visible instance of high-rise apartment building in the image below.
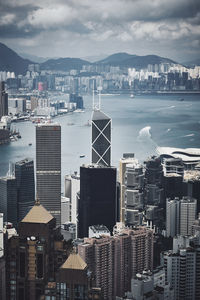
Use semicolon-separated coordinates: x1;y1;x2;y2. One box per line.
78;164;117;238
79;236;115;300
166;197;197;237
0;82;8;119
91;109;111;166
36;123;61;225
78;227;153;300
163;235;200;300
15;158;35;222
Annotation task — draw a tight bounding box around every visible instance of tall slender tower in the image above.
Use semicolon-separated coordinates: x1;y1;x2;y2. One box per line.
0;82;8;119
91;88;111;166
36;123;61;225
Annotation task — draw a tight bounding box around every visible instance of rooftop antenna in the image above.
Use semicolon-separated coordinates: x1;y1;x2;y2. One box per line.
35;193;40;206
97;86;102;110
92;80;95;110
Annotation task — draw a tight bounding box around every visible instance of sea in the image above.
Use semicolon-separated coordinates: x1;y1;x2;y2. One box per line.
0;93;200;191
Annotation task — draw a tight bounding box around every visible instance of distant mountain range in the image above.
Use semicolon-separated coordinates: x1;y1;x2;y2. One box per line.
96;52;176;68
19;52;54;63
182;58;200;67
40;57;90;71
0;42;186;75
0;43;33;75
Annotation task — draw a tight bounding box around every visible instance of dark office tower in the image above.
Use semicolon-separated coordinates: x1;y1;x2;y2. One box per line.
0;82;8;119
163;174;183;199
15;159;35;222
144;156;163;185
36;123;61;225
0;176;17;226
92;109;111;166
184;174;200;212
78;164;117;238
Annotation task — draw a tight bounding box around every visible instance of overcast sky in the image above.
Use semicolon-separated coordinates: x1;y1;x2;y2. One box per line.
0;0;200;62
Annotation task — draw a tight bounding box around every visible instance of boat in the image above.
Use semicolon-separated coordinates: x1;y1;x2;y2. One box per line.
28;143;32;146
130;94;135;98
80;155;85;158
84;120;91;127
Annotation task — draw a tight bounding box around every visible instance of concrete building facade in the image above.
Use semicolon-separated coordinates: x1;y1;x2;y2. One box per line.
78;227;153;300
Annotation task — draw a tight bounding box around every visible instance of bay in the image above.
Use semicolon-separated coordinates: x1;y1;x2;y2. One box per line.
0;93;200;191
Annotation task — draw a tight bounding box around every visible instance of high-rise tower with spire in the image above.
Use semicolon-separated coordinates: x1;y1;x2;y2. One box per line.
91;87;111;167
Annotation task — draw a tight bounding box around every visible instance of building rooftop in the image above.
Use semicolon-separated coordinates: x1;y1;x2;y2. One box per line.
36;122;60;127
61;253;87;270
89;224;110;233
15;158;33;166
157;146;200;163
184;170;200;181
21;201;54;224
81;163;115;169
165;173;182;177
92;109;110;121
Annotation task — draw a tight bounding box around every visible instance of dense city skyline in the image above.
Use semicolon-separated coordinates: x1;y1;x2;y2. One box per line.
0;0;200;62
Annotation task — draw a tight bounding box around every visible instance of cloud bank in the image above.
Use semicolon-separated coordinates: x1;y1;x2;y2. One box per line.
0;0;200;61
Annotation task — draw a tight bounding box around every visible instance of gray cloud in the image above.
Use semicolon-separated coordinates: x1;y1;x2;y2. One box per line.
0;0;200;61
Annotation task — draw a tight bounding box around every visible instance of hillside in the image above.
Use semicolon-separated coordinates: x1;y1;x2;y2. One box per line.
40;57;91;71
96;53;176;69
0;43;33;75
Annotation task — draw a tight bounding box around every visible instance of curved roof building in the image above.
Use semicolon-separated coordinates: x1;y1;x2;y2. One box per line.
157;147;200;169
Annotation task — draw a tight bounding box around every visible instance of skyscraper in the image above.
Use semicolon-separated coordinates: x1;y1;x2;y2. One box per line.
166;198;180;238
91;109;111;167
0;176;17;227
166;196;197;237
36;123;61;225
78;164;117;238
15;158;35;222
180;197;197;236
124;161;144;226
119;153;136;222
0;82;8;120
64;173;80;225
